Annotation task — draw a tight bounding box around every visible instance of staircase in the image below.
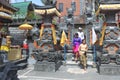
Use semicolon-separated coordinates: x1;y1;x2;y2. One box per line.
63;48;94;67
65;53;79;66
59;49;94;74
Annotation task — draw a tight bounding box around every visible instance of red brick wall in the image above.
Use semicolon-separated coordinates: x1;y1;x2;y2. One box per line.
56;0;80;16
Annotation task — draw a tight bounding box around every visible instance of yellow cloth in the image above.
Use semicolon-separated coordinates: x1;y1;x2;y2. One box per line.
0;45;9;52
35;8;61;17
60;30;67;47
99;23;106;46
100;4;120;10
96;4;120;16
51;24;57;45
95;7;100;16
40;24;44;40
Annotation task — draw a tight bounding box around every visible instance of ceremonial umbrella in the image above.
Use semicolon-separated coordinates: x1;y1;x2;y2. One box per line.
18;23;33;30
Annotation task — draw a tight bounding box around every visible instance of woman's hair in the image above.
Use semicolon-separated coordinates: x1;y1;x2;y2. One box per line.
75;33;78;36
82;39;86;43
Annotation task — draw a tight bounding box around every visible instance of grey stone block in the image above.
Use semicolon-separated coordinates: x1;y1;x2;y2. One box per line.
98;63;120;75
34;61;55;72
34;61;62;72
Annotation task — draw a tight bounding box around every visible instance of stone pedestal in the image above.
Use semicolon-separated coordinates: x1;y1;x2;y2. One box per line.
34;61;62;72
97;63;120;75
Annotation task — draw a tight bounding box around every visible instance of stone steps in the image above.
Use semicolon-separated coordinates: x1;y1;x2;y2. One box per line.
64;51;94;66
65;60;80;66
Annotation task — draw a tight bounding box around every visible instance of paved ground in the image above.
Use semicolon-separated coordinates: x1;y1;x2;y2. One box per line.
18;57;120;80
18;43;120;80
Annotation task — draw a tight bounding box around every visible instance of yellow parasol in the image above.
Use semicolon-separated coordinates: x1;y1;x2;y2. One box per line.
19;23;33;30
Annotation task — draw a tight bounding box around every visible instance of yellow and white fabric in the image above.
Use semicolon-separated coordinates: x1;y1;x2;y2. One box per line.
99;23;106;46
51;24;57;45
39;24;44;40
60;30;67;47
34;8;61;17
96;4;120;15
92;27;97;44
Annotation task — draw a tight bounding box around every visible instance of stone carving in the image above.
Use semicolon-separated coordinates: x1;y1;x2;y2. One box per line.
31;2;63;72
96;1;120;75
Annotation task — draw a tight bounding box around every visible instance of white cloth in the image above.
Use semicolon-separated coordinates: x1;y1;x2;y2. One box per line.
77;32;84;40
92;27;97;44
23;39;27;44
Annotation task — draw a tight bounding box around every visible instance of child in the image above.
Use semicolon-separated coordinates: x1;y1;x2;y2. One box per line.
78;39;88;71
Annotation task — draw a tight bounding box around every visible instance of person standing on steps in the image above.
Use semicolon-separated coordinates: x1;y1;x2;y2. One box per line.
22;39;29;59
78;39;88;71
77;27;85;41
72;33;82;62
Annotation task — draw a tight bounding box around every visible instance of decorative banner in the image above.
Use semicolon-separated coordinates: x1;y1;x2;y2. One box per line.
92;27;97;44
51;24;57;45
60;30;67;47
40;24;44;40
35;8;61;17
99;23;106;46
96;4;120;16
0;12;12;19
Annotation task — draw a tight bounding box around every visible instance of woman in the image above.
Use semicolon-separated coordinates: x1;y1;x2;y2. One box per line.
78;39;88;71
73;33;82;62
22;39;29;59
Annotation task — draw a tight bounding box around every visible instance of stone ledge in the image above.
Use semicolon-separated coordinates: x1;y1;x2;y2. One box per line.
98;63;120;75
34;61;62;72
